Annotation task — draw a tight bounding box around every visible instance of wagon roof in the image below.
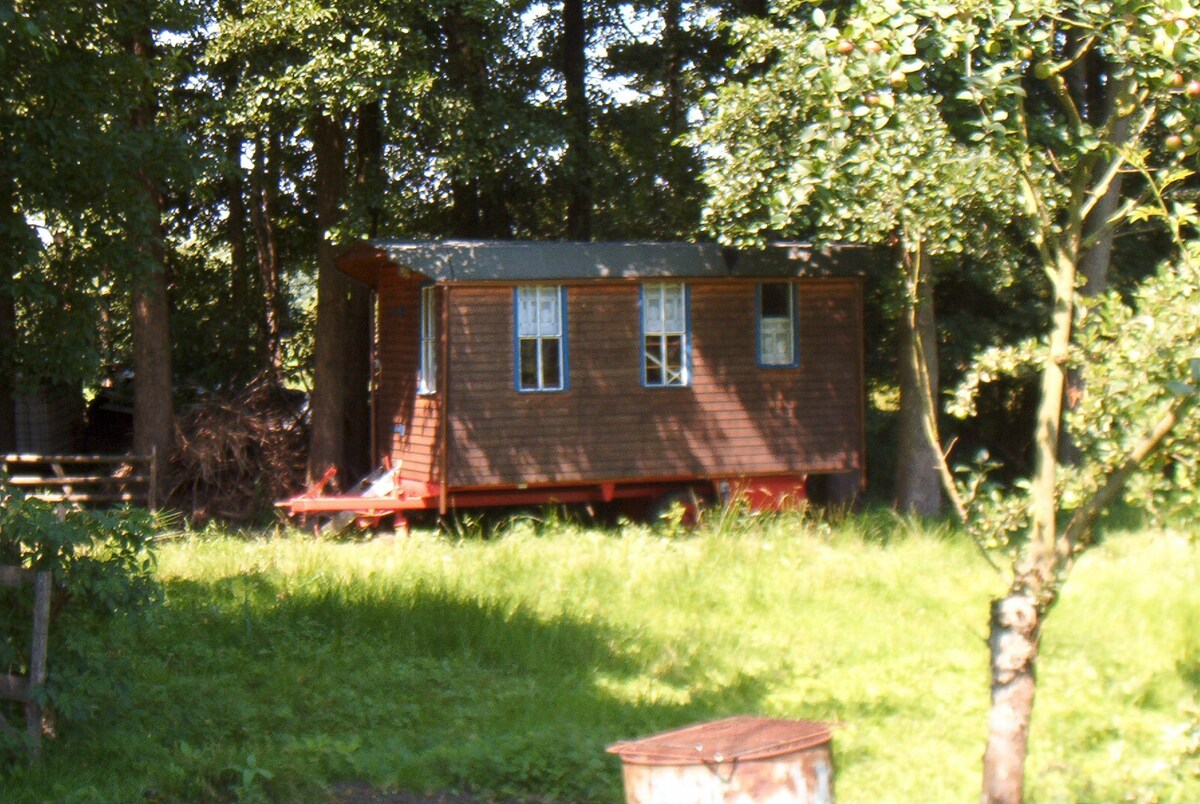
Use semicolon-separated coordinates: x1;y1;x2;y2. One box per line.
337;239;879;286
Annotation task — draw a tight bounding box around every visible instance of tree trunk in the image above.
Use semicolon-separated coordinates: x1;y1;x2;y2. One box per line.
895;252;941;515
982;594;1040;804
663;0;683;142
219;0;256;377
307;110;354;483
0;280;14;454
981;150;1084;797
441;11;512;239
132;269;173;485
563;0;591;239
354;101;385;238
1061;48;1123;465
130;23;174;499
342;101;384;477
226;130;256;372
0;169;18;453
251;133;284;374
343;292;372;478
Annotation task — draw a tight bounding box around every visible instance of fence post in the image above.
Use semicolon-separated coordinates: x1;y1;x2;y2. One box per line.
26;571;50;760
1;567;52;760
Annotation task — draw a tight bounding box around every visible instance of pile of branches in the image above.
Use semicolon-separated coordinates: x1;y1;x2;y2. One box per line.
167;374;308;523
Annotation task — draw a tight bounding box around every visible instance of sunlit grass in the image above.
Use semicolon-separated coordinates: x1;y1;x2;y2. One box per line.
3;512;1198;802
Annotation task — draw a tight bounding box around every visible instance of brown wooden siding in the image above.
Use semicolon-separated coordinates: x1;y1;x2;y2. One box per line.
440;279;864;488
376;272;441;484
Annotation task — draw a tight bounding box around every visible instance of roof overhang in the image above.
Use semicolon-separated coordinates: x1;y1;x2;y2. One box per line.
337;243;397;288
336;240;883;288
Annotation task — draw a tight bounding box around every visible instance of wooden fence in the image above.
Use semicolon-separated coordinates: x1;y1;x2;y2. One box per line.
0;566;51;759
1;451;155;510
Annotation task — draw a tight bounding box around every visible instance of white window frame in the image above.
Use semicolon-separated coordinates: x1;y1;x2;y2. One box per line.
757;282;799;368
642;282;689;387
418;285;437;395
515;285;567;392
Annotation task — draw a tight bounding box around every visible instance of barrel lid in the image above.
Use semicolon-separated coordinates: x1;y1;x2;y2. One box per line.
607;716;832;766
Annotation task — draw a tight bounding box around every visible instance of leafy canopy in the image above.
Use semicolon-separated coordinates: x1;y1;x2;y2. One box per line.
699;0;1200;538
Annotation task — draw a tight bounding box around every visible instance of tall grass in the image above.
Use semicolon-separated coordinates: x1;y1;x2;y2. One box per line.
3;512;1198;802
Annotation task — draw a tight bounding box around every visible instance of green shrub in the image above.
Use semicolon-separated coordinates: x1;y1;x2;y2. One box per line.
0;480;161;757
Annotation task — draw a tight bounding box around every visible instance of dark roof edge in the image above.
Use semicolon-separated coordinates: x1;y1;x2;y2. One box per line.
727;241;885;278
337;240;883;285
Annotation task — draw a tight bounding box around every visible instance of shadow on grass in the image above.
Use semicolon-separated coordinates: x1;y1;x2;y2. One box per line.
19;572;774;803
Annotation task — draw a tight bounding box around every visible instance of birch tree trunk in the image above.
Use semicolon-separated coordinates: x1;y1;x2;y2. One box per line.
982;595;1040;804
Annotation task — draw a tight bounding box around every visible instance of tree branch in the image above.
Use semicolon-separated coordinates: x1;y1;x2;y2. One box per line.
1061;394;1198;556
902;237;1001;572
1048;71;1086;138
1009;105;1057;272
1078;104;1151;224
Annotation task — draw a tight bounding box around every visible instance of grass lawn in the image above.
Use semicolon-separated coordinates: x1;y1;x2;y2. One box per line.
3;512;1199;802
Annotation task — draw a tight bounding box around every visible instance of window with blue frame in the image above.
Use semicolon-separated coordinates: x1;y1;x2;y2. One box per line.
418;285;437;394
515;285;566;391
758;282;798;367
642;283;689;387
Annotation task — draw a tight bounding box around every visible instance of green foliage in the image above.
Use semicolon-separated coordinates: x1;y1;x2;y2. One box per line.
700;0;1200;537
700;10;1200;793
945;245;1200;546
696;1;1024;267
0;481;161;755
1068;246;1200;522
3;0;807;408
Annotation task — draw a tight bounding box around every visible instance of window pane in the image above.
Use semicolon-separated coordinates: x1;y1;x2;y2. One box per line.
540;338;561;389
538;288;560;337
761;283;790;318
664;334;684;385
519;339;539;389
644;289;663;334
761;319;793;364
662;285;684;332
644;335;663;385
518;288;538;337
420;287;437;393
423;339;436;379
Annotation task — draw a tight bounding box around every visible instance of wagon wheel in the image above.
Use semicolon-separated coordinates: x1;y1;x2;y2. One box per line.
648;487;710;528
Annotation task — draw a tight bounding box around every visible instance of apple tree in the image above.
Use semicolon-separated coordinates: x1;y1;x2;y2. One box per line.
696;3;1027;516
697;1;1200;800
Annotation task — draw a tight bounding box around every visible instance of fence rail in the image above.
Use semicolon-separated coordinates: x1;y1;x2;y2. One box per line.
1;450;155;509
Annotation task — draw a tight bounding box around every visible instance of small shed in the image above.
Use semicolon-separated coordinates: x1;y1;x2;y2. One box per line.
294;240;874;522
15;385;81;454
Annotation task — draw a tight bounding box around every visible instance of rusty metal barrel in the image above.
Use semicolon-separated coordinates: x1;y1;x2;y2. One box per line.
607;716;834;804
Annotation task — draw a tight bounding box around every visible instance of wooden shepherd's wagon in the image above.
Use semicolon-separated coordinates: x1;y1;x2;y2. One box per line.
279;240;875;529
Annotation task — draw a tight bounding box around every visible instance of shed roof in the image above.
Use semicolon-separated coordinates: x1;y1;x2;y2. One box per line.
337;240;881;286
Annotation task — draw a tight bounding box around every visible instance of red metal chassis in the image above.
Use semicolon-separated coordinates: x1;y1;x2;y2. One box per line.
277;472;808;530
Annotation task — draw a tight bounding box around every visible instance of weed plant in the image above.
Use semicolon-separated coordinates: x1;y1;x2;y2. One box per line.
2;510;1198;802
